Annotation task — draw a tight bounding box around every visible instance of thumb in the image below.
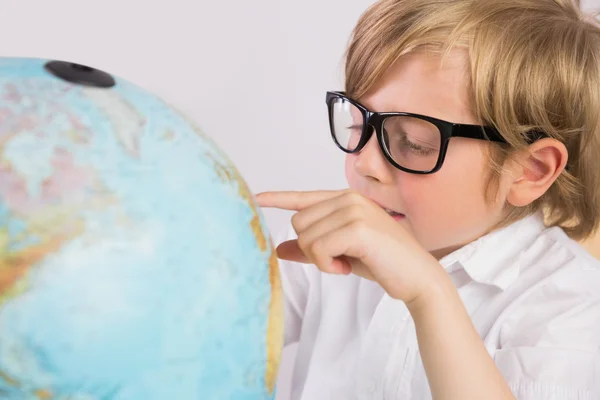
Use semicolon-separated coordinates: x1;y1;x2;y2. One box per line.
276;240;308;263
276;240;350;274
276;240;372;277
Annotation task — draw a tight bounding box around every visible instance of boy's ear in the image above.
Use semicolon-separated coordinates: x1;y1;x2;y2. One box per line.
506;138;568;207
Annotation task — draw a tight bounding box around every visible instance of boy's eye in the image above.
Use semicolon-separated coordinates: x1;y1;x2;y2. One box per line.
383;117;441;157
387;130;439;157
403;139;436;156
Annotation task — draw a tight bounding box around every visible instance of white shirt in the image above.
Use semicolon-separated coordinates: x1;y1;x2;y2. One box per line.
276;212;600;399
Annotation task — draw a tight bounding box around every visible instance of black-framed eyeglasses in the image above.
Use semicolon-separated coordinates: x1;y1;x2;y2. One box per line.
326;91;508;174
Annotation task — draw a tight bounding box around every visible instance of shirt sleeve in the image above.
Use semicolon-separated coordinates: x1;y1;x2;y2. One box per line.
493;263;600;400
273;223;310;347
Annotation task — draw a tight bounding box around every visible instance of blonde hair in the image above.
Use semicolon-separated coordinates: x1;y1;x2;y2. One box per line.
344;0;600;240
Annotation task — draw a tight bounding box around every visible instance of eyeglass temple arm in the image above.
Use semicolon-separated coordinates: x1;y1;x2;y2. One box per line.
454;124;506;143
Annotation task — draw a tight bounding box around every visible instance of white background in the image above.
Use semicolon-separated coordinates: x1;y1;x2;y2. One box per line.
1;0;599;398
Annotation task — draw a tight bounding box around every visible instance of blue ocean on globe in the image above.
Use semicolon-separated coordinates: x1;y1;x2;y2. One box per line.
0;58;283;399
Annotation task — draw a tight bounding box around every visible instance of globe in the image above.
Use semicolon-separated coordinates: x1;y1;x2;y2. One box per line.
0;58;283;399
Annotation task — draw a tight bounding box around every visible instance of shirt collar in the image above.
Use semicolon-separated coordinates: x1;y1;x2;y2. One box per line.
438;212;548;290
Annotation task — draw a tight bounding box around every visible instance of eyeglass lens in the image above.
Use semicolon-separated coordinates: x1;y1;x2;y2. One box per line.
331;97;442;172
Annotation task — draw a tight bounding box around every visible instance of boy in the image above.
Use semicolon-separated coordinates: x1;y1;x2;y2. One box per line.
257;0;600;398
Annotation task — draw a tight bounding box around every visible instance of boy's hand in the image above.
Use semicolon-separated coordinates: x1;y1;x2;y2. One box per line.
256;189;447;305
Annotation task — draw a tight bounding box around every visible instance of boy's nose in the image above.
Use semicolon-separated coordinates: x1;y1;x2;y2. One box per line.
352;132;394;184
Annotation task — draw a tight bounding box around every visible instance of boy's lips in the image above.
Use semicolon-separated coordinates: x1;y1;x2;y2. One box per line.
387;211;405;221
370;199;405;220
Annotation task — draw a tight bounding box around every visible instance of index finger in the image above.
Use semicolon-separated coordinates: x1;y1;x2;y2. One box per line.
255;190;345;210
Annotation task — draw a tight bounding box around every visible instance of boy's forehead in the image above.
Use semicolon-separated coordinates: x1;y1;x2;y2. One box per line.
359;49;476;123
